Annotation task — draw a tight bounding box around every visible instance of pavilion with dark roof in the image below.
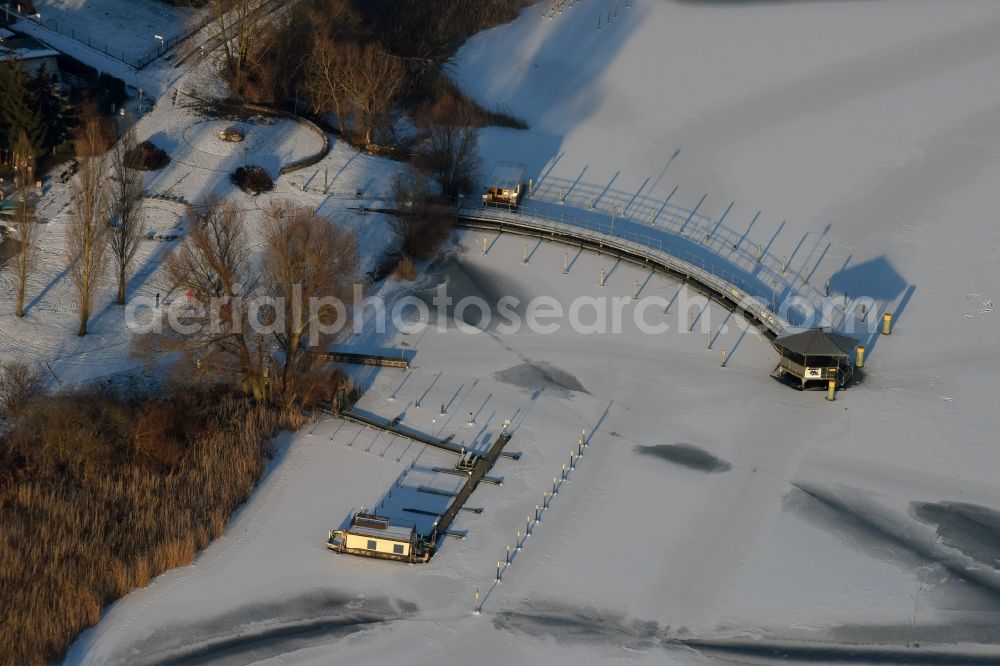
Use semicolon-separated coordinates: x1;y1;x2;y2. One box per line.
773;328;860;390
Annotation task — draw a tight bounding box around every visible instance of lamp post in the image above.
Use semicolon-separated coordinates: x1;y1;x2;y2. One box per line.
154;34;164;56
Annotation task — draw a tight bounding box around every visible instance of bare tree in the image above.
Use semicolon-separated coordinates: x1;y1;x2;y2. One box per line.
390;170;456;259
72;104;114;157
416;97;481;198
336;42;404;147
303;36;350;135
162;196;269;398
261;202;358;406
66;142;110;337
10;131;39;318
155;197;360;406
0;360;45;417
212;0;268;98
107;123;145;305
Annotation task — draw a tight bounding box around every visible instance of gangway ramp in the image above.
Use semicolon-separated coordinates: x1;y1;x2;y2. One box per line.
342;410;466;456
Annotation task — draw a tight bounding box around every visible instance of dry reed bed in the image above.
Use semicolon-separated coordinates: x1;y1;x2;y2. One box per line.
0;391;290;665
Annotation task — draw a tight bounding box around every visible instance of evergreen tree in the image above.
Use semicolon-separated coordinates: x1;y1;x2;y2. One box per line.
0;59;44;153
27;64;72;154
0;59;72;157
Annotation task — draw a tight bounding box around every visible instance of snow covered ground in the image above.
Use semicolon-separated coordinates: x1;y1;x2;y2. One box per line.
65;230;1000;664
5;0;1000;663
30;0;210;65
0;36;405;387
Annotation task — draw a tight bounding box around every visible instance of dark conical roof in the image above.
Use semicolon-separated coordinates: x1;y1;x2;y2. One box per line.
774;328;859;357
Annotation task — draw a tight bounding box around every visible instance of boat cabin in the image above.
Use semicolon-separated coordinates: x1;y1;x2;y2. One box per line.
482;161;526;207
327;512;425;563
773;328;859;389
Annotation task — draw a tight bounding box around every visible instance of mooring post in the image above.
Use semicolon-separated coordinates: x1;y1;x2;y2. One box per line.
856;346;865;368
526;515;532;537
882;312;893;335
535;504;541;523
569;450;575;470
552;476;559;495
506;544;511;564
543;490;549;509
497;562;502;583
561;463;568;481
474;588;481;615
482;235;488;256
707;330;713;349
580;429;587;448
826;379;836;402
782;255;788;273
516;529;522;550
564;252;569;274
688;311;694;332
721;349;728;367
633;280;639;300
600;267;606;287
523;243;529;263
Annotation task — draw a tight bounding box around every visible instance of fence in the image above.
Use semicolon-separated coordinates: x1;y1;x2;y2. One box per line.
528;175;835;313
456;204;791;337
7;6;214;70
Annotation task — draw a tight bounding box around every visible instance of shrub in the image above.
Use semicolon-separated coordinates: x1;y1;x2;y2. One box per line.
124;140;170;171
0;361;45;418
231;165;274;195
390;172;457;260
416;71;528;130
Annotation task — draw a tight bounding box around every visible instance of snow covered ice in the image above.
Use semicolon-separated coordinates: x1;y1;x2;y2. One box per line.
3;0;1000;663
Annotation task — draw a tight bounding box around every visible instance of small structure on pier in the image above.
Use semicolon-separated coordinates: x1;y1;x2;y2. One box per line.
773;328;859;390
327;512;427;563
327;423;515;564
482;161;526;207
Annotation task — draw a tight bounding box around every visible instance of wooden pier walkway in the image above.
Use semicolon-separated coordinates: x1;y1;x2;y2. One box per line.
342;410;466;455
316;350;410;369
429;431;513;552
338;409;517;558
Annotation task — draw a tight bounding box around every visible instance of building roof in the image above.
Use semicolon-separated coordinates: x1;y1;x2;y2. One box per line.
774;328;859;357
346;513;415;542
347;523;415;542
486;161;525;191
0;28;16;41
